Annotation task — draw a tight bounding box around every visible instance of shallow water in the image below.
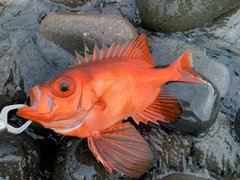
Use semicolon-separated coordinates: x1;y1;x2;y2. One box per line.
1;0;240;179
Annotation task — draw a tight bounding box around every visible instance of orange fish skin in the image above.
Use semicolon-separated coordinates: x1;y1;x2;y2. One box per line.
17;53;202;137
17;34;205;177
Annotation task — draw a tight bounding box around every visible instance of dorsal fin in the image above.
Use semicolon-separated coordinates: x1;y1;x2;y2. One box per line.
74;33;155;67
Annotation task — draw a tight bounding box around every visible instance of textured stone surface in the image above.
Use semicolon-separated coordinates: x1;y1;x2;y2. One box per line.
148;35;230;98
235;109;240;139
0;133;40;179
52;137;143;180
147;35;222;134
190;112;240;179
137;0;240;33
51;124;192;180
50;0;89;8
161;173;208;180
39;12;138;56
162;82;219;134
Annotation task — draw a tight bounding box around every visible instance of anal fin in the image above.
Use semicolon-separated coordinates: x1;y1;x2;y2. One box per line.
88;121;153;177
132;87;182;124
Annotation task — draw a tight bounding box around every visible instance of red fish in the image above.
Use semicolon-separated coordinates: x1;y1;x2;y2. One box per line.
17;34;205;177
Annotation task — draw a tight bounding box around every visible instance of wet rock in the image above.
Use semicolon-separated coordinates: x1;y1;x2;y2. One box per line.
0;0;69;109
162;82;219;134
52;137;143;180
137;0;240;33
235;109;240;139
191;6;240;54
161;173;207;180
52;124;192;179
140;124;192;176
50;0;89;8
147;35;222;134
189;112;240;179
0;133;40;179
38;12;138;56
187;6;240;116
148;35;230;98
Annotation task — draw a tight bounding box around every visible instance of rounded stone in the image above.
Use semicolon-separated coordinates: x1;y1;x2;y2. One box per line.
147;34;222;134
235;109;240;139
51;137;138;180
49;0;89;8
161;173;208;180
0;133;40;179
161;82;219;135
140;123;192;175
148;35;230;98
38;12;138;56
137;0;240;33
190;112;240;179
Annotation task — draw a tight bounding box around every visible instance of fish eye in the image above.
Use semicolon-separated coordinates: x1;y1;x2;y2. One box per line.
52;77;75;98
59;82;69;92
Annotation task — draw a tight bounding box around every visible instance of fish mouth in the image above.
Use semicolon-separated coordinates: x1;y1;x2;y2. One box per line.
18;86;53;118
17;86;88;133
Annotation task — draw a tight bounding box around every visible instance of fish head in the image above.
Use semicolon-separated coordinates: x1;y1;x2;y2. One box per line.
17;69;93;134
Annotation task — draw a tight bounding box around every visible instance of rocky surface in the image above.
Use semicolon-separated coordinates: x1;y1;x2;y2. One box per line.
1;0;240;179
148;35;230;98
147;35;224;134
163;82;219;134
51;124;193;180
161;173;207;180
190;112;240;179
137;0;240;33
235;110;240;139
0;133;40;179
50;0;90;8
39;12;138;56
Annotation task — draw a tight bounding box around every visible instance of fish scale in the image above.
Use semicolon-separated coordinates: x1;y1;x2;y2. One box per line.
17;33;205;177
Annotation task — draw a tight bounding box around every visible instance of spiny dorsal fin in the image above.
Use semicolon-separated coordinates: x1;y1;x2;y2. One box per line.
74;34;155;67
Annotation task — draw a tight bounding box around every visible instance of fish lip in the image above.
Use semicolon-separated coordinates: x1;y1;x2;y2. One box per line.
30;86;53;111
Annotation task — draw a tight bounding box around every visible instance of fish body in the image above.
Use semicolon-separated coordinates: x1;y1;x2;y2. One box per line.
17;34;205;177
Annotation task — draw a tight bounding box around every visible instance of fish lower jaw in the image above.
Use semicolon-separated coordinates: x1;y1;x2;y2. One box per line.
52;120;83;134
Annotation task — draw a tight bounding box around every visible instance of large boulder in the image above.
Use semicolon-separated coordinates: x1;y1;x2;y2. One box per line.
0;133;40;179
38;12;138;56
137;0;240;33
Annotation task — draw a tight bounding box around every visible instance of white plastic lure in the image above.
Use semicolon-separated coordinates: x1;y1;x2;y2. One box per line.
0;104;32;134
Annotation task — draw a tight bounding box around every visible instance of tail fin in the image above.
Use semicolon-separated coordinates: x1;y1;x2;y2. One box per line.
170;50;205;84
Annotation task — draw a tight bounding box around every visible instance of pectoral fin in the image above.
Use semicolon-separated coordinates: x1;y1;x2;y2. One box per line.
87;121;154;177
132;87;182;124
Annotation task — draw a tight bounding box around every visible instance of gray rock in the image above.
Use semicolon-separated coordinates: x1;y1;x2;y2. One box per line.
0;133;40;179
50;0;89;8
162;82;219;135
235;109;240;139
161;173;207;180
189;112;240;179
52;125;192;179
0;0;68;109
140;124;192;176
148;35;222;134
136;0;240;33
38;12;138;56
148;35;230;98
192;6;240;52
52;137;140;180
